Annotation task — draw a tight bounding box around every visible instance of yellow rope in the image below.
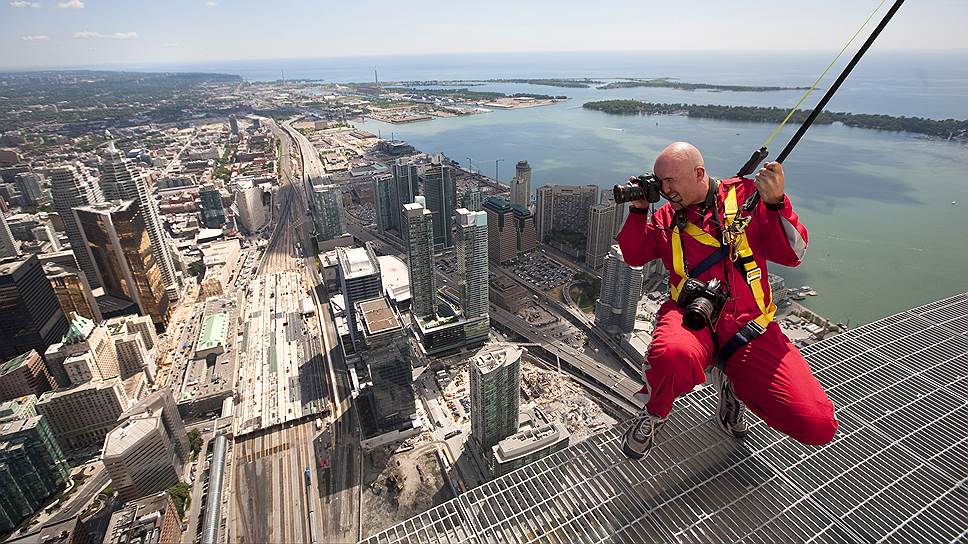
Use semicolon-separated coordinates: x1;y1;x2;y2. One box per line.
761;0;888;148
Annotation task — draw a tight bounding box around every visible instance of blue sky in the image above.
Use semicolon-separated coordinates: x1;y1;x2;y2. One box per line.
3;0;968;69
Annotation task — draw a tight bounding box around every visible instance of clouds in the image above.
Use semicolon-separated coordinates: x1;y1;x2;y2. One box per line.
56;0;83;7
73;31;138;39
10;1;42;8
21;34;50;41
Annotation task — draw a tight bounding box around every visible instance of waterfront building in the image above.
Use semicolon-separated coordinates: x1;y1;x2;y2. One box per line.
74;200;170;330
456;208;489;321
35;377;128;457
482;197;538;264
421;155;456;248
356;296;416;430
0;350;55;402
103;491;182;544
99;141;179;302
585;201;617;270
197;184;225;229
336;243;383;347
470;344;522;454
595;245;644;334
511;160;532;209
49;163;104;289
313;184;344;243
404;197;437;319
535;184;598;242
0;413;70;533
0;211;18;259
0;255;69;367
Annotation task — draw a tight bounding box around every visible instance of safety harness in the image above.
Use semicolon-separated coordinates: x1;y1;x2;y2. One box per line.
669;179;776;368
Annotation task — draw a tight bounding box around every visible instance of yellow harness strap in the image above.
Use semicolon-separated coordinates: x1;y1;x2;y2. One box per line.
670;186;775;328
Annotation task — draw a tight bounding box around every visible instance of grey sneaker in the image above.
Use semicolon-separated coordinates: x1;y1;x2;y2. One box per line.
622;412;667;460
711;366;749;439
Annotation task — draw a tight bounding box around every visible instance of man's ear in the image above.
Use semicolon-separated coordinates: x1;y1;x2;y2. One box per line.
695;165;706;183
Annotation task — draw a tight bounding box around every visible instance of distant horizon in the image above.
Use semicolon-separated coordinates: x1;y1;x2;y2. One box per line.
4;47;968;76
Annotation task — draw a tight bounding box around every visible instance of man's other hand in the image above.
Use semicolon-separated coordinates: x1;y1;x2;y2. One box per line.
754;162;785;205
627;176;651;209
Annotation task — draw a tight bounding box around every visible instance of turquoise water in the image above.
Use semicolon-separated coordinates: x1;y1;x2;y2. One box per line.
352;84;968;326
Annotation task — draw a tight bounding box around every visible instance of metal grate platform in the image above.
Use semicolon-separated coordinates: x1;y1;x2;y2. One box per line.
362;293;968;544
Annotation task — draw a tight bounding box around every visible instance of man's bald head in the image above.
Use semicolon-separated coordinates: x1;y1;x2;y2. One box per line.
653;142;709;209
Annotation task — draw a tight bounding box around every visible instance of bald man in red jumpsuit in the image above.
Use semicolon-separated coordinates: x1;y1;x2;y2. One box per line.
616;142;837;460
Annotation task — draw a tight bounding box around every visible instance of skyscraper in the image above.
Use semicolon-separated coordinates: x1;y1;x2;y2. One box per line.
313;184;344;242
336;243;383;347
49;163;103;289
483;197;538;264
0;412;70;533
535;184;599;242
74;200;170;330
595;245;644;334
0;255;69;366
44;264;102;323
0;350;55;402
462;189;483;213
470;344;522;453
421;156;456;248
456;208;489;319
198;184;225;229
374;175;396;234
14;172;46;207
404;196;436;319
392;159;419;239
511;160;532;209
234;183;269;234
356;296;415;430
98;140;179;301
585;201;617;270
0;211;19;259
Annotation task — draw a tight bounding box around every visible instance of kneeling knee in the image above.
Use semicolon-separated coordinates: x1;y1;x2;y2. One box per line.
794;414;838;446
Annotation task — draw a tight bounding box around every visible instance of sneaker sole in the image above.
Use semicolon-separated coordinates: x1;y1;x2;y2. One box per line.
621;427;647;460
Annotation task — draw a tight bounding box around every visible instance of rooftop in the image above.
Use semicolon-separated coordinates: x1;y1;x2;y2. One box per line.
0;350;36;377
363;292;968;544
103;415;160;457
472;343;523;374
338;245;379;279
359;297;401;336
197;312;228;352
493;421;569;463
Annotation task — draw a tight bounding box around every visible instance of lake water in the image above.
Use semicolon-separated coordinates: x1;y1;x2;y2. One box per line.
146;51;968;325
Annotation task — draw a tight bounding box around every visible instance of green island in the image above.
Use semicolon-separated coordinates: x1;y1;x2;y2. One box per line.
387;87;566;101
597;78;811;92
582;100;968;140
394;78;603;88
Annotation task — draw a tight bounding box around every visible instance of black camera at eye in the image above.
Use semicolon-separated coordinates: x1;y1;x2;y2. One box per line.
678;277;727;331
613;173;661;204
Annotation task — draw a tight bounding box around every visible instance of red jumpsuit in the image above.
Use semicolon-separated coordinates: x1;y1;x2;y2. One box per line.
616;176;837;446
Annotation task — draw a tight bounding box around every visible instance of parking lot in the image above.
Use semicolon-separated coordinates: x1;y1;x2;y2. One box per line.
507;252;575;290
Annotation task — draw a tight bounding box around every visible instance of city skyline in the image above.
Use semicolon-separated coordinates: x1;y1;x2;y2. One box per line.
3;1;968;70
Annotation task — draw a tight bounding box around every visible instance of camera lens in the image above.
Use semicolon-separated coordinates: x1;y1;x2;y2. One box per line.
683;299;715;331
613;183;645;204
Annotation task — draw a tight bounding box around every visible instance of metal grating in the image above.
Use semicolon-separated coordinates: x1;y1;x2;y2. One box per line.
361;293;968;544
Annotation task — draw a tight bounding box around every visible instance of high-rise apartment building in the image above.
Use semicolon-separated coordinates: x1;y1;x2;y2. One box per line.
0;413;70;533
392;159;419;239
585;201;617;270
374;175;396;234
49;163;103;289
470;344;522;453
0;212;19;259
482;197;538;264
601;190;629;236
0;350;55;402
356;296;416;430
462;189;483;212
99;141;179;302
103;491;182;544
35;377;128;457
535;184;599;242
421;156;456;248
511;160;532;209
75;200;170;329
0;255;70;366
456;208;489;320
313;184;344;242
336;243;383;347
198;184;225;229
405;197;437;319
44;263;102;323
14;172;47;206
595;245;644;334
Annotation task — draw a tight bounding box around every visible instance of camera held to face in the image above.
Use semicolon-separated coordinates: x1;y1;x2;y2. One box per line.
613;173;662;204
678;277;727;331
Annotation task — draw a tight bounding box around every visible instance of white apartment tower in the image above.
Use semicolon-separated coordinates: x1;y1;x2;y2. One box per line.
585;201;617;270
456;208;489;319
49;163;104;289
594;245;644;334
405;196;437;319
